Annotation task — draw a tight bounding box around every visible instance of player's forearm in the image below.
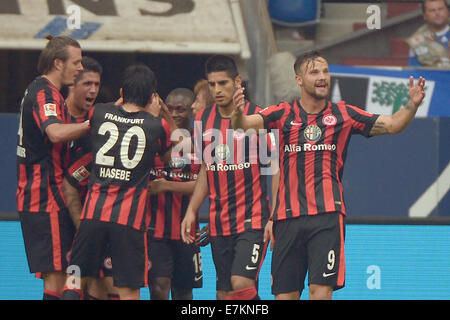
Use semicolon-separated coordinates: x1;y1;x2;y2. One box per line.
62;178;82;229
270;170;280;220
186;164;208;213
371;100;419;136
46;122;89;144
390;100;419;134
231;111;245;131
232;113;264;132
163;181;196;195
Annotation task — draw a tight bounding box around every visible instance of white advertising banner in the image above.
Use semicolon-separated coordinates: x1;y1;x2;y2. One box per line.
0;0;250;57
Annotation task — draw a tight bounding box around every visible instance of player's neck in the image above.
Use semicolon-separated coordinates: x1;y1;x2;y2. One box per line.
122;103;143;113
217;103;234;118
66;95;86;119
299;95;327;114
42;72;62;91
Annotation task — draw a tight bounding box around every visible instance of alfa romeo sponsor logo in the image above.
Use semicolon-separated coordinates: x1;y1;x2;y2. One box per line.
304;125;322;142
215;144;230;161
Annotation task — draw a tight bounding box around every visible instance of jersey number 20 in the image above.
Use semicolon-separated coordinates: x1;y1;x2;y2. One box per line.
95;122;146;169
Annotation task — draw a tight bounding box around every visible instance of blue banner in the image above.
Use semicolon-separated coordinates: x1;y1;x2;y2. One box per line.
330;65;450;117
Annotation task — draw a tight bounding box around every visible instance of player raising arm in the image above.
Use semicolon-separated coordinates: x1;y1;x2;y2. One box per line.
231;50;425;300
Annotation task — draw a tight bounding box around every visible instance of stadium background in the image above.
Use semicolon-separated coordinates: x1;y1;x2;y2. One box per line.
0;0;449;300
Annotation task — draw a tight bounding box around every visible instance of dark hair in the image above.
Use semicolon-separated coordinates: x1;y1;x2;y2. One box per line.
74;56;103;84
37;35;81;75
294;50;325;75
422;0;448;13
166;88;195;106
205;55;239;79
122;64;157;107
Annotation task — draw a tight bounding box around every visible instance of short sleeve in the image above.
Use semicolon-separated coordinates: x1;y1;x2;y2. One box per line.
65;151;93;189
33;87;64;134
258;103;288;130
346;105;380;137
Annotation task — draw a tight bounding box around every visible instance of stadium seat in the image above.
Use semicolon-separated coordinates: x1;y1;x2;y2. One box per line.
267;0;320;27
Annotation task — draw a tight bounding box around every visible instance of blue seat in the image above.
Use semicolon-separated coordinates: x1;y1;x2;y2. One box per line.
267;0;320;27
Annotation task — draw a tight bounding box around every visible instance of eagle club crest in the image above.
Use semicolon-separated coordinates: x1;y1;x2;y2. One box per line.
322;114;337;126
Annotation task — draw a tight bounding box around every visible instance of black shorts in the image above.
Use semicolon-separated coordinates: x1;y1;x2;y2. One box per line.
69;219;148;289
67;246;113;279
98;247;113;278
271;213;346;295
19;210;75;274
210;229;266;292
148;236;203;289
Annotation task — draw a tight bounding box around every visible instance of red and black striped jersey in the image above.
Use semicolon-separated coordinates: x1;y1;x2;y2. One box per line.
80;103;172;231
147;153;200;240
194;102;270;237
259;100;379;221
64;114;92;200
16;76;70;213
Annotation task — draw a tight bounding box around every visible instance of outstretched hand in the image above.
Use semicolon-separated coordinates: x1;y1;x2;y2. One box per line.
232;85;246;115
409;76;426;108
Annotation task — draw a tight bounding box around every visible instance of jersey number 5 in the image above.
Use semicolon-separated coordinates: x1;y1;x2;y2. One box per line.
95;122;146;169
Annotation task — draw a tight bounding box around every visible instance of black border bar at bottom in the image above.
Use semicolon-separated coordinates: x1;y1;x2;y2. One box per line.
2;212;450;225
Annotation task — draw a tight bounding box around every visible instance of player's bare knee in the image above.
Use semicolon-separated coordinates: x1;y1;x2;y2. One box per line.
171;287;193;300
43;271;67;292
150;277;171;300
309;284;333;300
230;275;255;291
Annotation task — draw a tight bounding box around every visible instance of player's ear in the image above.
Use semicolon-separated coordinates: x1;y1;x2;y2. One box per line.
119;88;123;99
54;58;64;72
234;75;242;88
295;74;303;87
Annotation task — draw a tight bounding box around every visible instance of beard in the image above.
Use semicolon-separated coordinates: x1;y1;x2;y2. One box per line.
304;85;329;100
61;64;77;87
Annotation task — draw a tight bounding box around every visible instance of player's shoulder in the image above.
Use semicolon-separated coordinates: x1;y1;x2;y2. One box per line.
259;100;292;114
194;104;214;122
332;100;362;114
332;100;359;110
95;101;117;110
244;100;262;115
91;101;120;116
26;76;59;100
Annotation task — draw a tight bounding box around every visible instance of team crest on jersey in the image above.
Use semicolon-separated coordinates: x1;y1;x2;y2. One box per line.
72;165;90;182
304;125;322;142
322;114;337;126
43;103;57;117
215;144;231;161
66;249;72;263
103;256;112;270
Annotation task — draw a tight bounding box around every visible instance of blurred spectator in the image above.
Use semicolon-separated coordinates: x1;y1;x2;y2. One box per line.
191;79;214;115
406;0;449;68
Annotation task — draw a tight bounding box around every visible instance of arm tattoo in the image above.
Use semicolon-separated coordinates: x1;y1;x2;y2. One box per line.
370;121;389;136
404;101;415;111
